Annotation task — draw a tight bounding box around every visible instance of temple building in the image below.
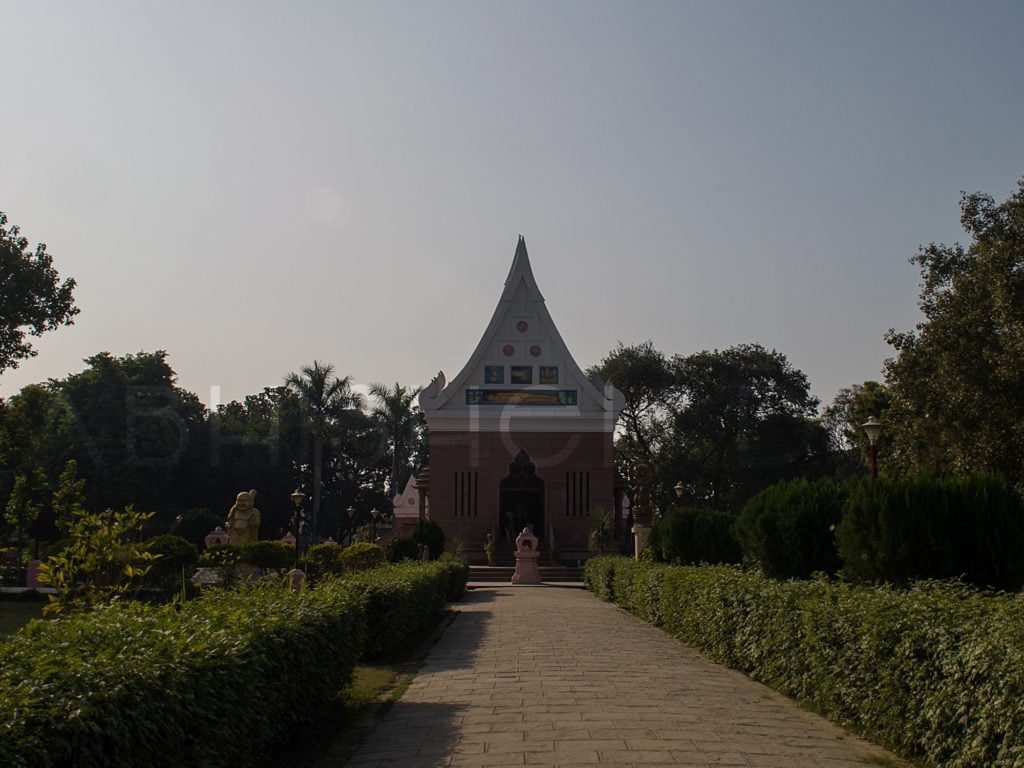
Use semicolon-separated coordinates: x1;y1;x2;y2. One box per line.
416;237;625;563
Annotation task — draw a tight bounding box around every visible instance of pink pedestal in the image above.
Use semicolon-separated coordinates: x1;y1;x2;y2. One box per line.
26;560;44;589
511;528;542;585
204;526;230;549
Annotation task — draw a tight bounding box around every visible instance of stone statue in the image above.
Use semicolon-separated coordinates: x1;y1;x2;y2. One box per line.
226;489;261;546
511;527;541;585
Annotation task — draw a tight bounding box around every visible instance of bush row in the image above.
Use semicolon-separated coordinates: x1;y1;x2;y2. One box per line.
585;557;1024;768
0;558;468;768
656;474;1024;590
345;555;468;660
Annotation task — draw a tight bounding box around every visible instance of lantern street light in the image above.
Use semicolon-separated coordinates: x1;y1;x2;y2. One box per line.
370;507;381;542
290;489;305;569
673;481;685;500
346;506;356;545
861;416;883;480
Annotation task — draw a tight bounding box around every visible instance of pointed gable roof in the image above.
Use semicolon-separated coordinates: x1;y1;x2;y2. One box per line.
419;237;624;432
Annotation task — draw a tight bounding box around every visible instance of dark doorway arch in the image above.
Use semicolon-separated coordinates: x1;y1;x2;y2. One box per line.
499;449;545;541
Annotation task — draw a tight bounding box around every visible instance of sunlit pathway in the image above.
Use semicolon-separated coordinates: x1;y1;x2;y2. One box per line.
341;586;902;768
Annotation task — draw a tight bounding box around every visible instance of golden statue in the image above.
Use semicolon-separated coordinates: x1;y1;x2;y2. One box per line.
226;489;261;546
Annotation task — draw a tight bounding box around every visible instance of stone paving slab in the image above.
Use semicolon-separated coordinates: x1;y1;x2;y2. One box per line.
340;586;904;767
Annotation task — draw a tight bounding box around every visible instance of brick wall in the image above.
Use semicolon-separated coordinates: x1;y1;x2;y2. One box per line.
427;430;616;558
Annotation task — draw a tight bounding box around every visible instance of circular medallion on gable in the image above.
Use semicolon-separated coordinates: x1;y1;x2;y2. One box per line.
407;498;415;505
503;344;515;357
530;345;542;357
516;320;529;333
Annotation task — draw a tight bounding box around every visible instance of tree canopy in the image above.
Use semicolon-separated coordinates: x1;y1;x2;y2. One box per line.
884;179;1024;486
369;381;424;500
285;361;366;536
821;380;891;480
591;341;830;514
666;344;827;511
0;213;78;374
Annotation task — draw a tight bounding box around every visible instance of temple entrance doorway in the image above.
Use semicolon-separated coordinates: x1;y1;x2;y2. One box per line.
499;450;545;542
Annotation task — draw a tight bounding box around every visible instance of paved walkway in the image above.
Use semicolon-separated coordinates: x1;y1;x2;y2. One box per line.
344;586;903;768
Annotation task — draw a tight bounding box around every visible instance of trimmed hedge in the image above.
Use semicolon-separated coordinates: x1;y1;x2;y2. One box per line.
385;535;420;563
238;540;294;570
585;557;1024;768
302;542;345;581
340;542;385;571
341;555;469;660
649;506;741;566
734;477;846;579
412;519;445;559
0;558;467;768
837;474;1024;591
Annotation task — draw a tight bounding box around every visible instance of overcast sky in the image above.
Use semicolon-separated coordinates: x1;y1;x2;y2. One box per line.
3;1;1022;409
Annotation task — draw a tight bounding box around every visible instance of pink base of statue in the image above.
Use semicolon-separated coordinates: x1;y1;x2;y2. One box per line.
26;560;44;589
511;528;542;585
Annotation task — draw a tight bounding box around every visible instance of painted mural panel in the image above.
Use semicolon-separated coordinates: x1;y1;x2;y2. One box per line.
510;366;533;384
466;389;578;406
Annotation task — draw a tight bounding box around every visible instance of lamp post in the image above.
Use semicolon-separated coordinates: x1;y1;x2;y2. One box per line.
290;489;305;569
370;507;380;542
862;416;883;480
673;481;685;501
346;505;355;545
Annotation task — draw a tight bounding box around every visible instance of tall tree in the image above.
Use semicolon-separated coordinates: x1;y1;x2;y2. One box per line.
0;212;79;374
51;460;87;534
4;470;45;563
285;361;364;537
664;344;826;511
822;381;892;479
884;179;1024;485
369;381;424;500
55;351;207;519
586;342;676;486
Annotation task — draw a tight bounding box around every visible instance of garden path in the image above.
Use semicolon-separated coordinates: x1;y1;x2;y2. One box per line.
340;586;903;768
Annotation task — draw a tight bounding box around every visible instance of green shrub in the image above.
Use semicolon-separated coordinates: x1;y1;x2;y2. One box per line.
238;540;294;570
412;519;445;560
0;558;467;767
302;542;345;580
649;507;741;565
0;578;366;768
583;556;618;601
142;534;199;591
586;557;1024;768
437;554;469;601
174;508;222;548
342;559;462;660
385;535;420;563
38;505;157;615
734;477;846;578
341;542;385;572
837;474;1024;590
198;544;240;567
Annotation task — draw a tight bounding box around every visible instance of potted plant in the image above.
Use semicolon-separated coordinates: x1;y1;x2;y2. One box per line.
483;533;496;566
588;508;612;555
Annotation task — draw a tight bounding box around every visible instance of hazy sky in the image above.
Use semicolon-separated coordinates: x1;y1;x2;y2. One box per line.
3;1;1023;409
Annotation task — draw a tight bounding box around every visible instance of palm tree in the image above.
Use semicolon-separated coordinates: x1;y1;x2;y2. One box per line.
369;381;423;500
285;361;364;538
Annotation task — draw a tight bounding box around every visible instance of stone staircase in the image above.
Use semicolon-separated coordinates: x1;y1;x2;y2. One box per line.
468;564;585;584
